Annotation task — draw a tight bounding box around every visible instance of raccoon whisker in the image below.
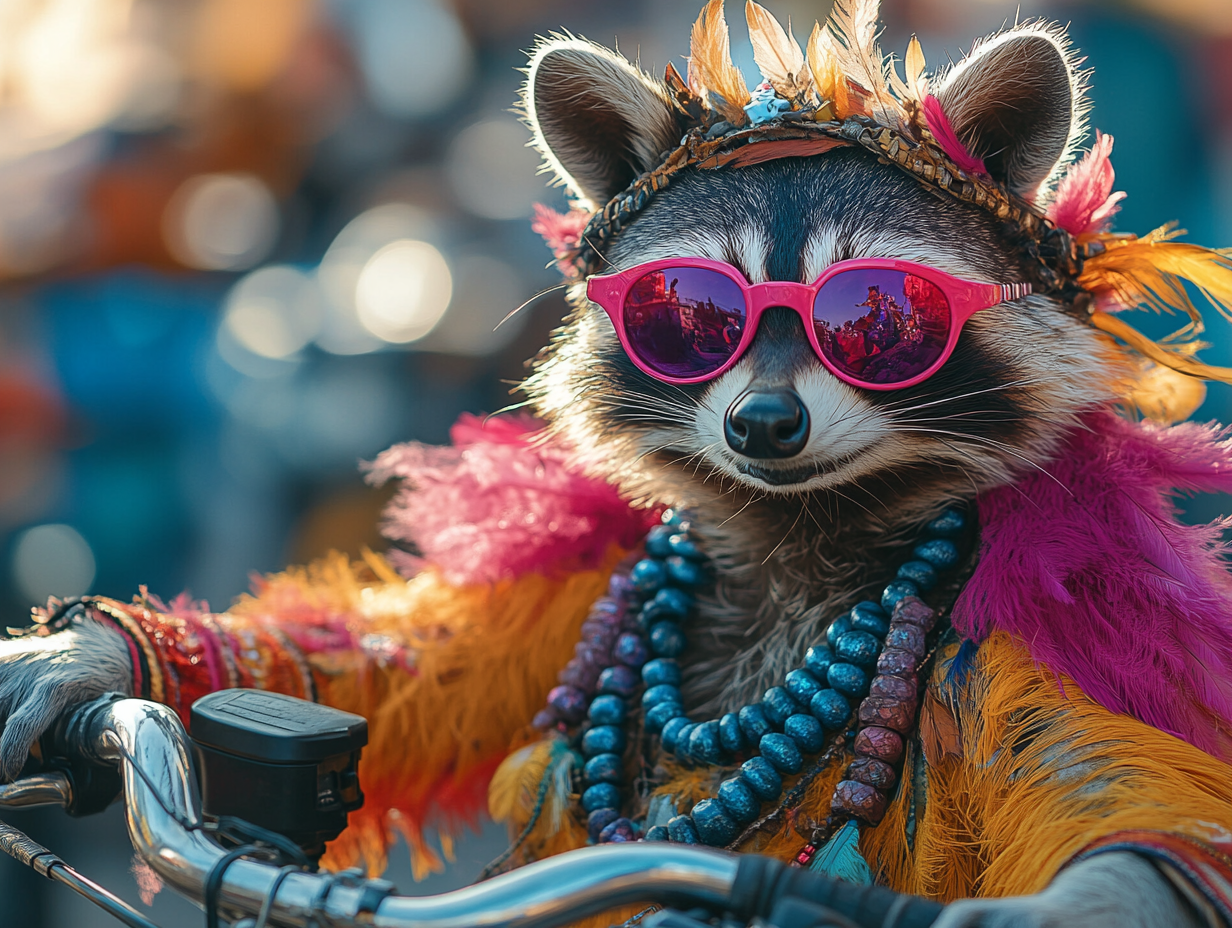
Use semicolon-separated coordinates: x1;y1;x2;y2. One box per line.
483;399;536;423
875;378;1044;415
495;284;568;330
826;485;891;527
762;501;808;566
888;426;1071;495
580;236;629;274
717;491;767;527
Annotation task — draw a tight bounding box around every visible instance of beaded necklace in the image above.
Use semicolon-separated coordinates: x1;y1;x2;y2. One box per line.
533;506;965;856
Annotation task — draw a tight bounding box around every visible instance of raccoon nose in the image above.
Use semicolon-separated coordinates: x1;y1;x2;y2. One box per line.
724;389;810;459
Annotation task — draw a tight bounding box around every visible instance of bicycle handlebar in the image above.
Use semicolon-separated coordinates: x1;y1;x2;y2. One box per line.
6;696;942;928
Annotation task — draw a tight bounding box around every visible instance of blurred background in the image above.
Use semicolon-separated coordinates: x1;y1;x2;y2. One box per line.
0;0;1227;924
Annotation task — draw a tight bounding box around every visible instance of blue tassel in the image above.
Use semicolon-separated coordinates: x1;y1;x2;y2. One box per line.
809;819;872;885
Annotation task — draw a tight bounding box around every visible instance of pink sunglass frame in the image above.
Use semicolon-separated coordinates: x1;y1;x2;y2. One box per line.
586;256;1032;390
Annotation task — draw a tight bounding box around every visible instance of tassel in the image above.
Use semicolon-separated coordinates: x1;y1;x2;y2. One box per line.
809;819;873;885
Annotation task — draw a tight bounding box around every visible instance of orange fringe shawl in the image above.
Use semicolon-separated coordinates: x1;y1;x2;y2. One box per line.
219;545;627;877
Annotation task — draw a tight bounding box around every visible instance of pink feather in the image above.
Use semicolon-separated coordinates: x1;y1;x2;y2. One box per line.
531;204;592;277
922;95;987;176
955;409;1232;758
1047;131;1126;235
366;414;656;586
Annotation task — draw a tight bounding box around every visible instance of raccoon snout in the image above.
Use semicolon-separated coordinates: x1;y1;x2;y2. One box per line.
724;389;810;459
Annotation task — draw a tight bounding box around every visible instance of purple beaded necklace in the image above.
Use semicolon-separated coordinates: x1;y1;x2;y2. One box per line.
532;506;964;852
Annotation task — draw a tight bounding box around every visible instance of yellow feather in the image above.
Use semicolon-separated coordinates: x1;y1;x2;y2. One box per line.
824;0;900;123
1127;362;1207;424
1079;233;1232;387
689;0;750;125
745;1;812;101
807;23;851;118
905;34;927;100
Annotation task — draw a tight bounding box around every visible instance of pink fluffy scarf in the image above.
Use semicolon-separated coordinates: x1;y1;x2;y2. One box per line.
372;408;1232;757
954;409;1232;757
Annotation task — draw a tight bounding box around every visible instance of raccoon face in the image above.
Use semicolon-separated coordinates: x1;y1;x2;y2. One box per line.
521;30;1122;514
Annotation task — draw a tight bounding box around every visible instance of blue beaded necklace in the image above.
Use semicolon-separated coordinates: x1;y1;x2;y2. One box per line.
534;505;965;851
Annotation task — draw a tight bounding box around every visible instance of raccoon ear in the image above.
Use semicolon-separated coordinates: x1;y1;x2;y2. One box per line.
524;38;684;209
933;27;1083;198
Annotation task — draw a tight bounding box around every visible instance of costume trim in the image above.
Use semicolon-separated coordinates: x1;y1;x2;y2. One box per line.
1076;830;1232;926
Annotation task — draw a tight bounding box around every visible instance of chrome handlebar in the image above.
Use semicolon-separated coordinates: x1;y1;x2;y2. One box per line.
12;698;742;928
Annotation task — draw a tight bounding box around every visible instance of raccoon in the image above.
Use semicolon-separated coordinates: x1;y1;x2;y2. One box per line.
522;29;1122;718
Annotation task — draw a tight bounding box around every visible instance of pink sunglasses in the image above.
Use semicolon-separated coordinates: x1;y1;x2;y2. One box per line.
586;256;1032;390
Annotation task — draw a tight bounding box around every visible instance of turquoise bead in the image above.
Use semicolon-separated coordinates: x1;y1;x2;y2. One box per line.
660;716;691;752
810;688;851;729
896;559;937;591
661;508;686;529
689;720;725;765
668;533;704;560
631;558;666;592
719;712;744;753
717;777;760;824
785;668;823;704
881;579;918;612
673;723;698;760
691;798;739;845
642;684;681;709
588;694;626;725
584;753;622;785
644;825;670;841
739;756;783;801
761;686;799;727
644;700;685;733
649;622;686;657
667;814;700;844
582;725;626;757
914;538;959;568
804;645;835;679
644;525;674;557
642;658;681;687
652;587;693;618
826;614;854;648
827;662;869;697
926;509;965;537
666;555;704;587
738;704;772;743
850;604;890;636
784;713;824;753
835;630;881;667
581;782;620;812
759;732;803;774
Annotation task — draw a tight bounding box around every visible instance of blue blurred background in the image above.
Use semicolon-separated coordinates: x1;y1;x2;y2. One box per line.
0;0;1228;924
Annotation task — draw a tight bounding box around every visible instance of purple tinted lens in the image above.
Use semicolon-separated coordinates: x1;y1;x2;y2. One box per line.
623;267;747;378
811;270;950;385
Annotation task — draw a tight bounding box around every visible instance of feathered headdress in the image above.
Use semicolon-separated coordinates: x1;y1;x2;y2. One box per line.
535;0;1232;421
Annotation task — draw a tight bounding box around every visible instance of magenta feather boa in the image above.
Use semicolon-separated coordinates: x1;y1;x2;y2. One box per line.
954;408;1232;757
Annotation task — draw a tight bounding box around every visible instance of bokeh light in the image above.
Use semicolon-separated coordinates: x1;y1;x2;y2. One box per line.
356;239;452;344
316;203;439;354
419;253;528;356
348;0;474;120
446;118;545;220
11;523;95;604
163;173;280;271
223;265;323;360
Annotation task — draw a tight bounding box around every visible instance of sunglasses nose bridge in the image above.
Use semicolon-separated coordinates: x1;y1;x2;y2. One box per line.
749;282;813;316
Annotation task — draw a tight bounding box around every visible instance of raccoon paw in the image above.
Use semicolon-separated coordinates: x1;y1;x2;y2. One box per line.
933;853;1204;928
0;620;133;780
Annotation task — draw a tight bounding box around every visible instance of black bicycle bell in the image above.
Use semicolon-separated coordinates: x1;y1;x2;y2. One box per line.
190;689;367;861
